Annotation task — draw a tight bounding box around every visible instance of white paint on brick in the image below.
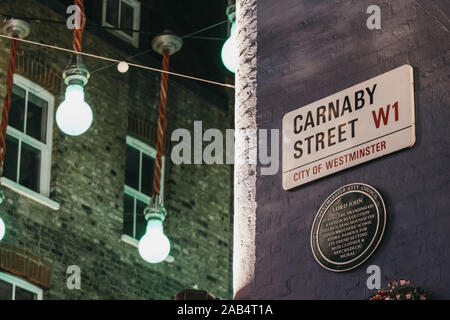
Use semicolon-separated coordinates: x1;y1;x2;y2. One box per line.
233;0;258;299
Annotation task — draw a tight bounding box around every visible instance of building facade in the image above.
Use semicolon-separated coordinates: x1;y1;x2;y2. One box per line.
235;0;450;299
0;0;233;299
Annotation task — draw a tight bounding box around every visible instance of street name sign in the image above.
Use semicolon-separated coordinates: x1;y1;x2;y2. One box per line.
282;64;415;190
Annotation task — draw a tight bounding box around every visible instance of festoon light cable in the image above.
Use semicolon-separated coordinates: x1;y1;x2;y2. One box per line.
0;19;30;202
0;34;235;89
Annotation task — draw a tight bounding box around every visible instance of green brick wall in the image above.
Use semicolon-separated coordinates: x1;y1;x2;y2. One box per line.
0;0;233;300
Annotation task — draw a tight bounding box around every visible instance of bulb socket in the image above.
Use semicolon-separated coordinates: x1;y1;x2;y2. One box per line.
63;54;90;86
144;195;167;221
226;4;236;24
1;19;30;38
152;30;183;56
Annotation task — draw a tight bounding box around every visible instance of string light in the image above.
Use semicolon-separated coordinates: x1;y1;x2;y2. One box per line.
138;197;171;264
221;22;237;73
0;34;235;89
117;61;129;73
55;0;93;136
221;4;237;73
56;82;93;136
0;18;31;242
0;12;227;37
138;31;182;264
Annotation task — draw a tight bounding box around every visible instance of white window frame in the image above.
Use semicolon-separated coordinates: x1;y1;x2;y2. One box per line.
101;0;141;48
0;272;43;300
123;136;164;240
4;74;54;199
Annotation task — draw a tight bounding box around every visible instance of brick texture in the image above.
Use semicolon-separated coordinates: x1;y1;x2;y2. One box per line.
236;0;450;299
0;0;233;299
233;0;258;300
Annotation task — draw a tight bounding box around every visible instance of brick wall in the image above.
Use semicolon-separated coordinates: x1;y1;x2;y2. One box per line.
0;0;233;299
235;0;450;299
233;0;258;300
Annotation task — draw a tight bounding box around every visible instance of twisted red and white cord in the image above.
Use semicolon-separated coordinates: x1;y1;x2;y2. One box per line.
73;0;86;53
0;36;18;171
153;50;170;196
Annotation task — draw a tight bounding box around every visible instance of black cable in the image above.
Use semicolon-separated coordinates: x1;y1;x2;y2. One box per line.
182;20;227;39
90;20;229;74
0;13;228;38
187;36;227;41
0;12;158;34
0;12;230;75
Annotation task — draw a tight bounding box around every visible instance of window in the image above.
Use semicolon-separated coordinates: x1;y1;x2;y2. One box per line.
123;136;164;241
3;74;54;198
0;272;43;300
102;0;141;47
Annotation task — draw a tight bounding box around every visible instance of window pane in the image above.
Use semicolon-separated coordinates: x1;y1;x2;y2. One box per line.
123;193;134;237
26;91;47;142
19;143;41;192
135;199;148;240
0;279;12;300
125;145;139;190
121;2;134;36
141;153;155;196
106;0;120;26
14;286;37;300
3;135;19;182
9;84;26;132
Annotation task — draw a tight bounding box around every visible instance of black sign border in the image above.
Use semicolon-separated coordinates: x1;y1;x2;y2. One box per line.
310;183;386;272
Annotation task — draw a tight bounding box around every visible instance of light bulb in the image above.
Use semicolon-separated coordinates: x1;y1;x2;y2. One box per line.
117;61;129;73
56;84;93;136
138;218;170;263
221;22;237;73
0;217;5;241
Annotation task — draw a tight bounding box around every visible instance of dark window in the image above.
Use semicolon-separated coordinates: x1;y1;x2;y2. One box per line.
15;286;37;300
0;279;12;300
121;2;134;36
135;199;147;240
26;91;47;142
102;0;140;46
9;85;26;132
19;143;41;192
4;76;53;195
141;153;155;197
125;145;139;190
4;135;19;183
105;0;119;26
0;273;41;300
123;138;161;240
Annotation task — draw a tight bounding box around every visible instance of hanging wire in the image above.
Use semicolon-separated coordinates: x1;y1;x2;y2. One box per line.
0;13;226;38
90;19;228;74
73;0;86;53
0;36;18;175
0;11;228;76
153;50;170;196
0;12;156;34
0;34;234;89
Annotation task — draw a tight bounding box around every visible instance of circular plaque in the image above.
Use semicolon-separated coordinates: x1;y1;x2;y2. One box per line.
310;183;386;272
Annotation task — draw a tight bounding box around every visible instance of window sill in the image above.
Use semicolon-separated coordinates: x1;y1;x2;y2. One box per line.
120;234;174;263
0;177;60;211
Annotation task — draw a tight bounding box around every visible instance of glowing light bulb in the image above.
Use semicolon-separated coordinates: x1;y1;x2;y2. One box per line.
138;218;170;263
117;61;129;73
56;84;93;136
221;22;237;73
0;217;5;241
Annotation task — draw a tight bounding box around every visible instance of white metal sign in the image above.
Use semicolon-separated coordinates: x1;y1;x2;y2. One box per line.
282;64;415;190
